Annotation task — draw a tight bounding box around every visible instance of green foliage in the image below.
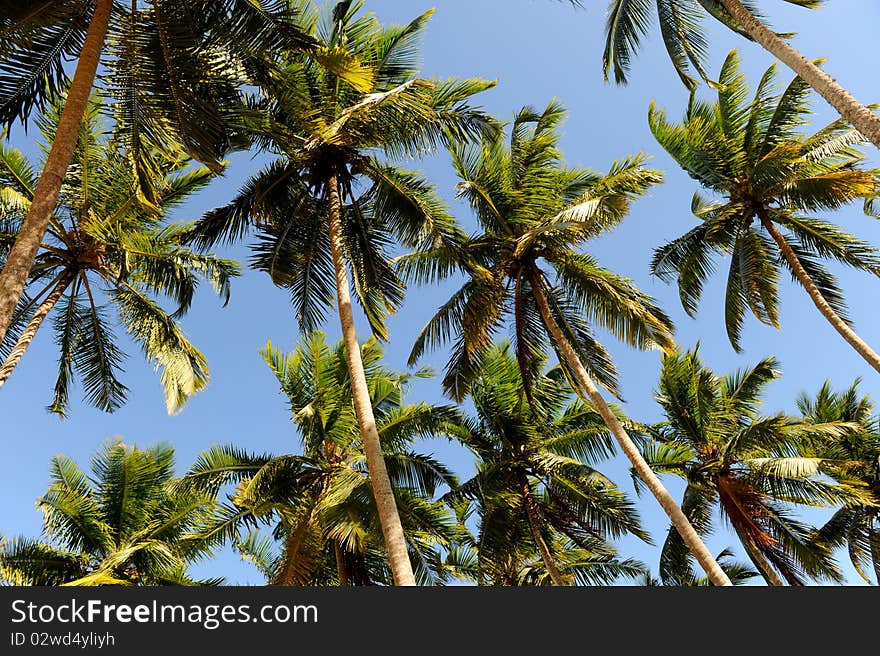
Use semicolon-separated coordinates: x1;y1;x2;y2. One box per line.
184;332;460;586
0;0;318;179
5;0;877;591
646;347;859;585
639;547;758;585
797;381;880;584
0;97;238;415
598;0;823;90
402;101;670;401
0;439;220;586
186;1;495;340
651;52;879;350
442;343;648;585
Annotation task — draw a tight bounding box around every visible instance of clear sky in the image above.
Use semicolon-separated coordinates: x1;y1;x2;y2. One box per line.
3;0;880;585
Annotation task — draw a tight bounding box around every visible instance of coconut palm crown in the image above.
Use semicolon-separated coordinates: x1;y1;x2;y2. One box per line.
645;347;861;585
401;100;742;586
187;1;496;340
0;0;328;351
0;439;221;586
797;380;880;584
182;332;461;586
401;99;670;401
650;51;879;363
443;342;649;586
0;98;239;415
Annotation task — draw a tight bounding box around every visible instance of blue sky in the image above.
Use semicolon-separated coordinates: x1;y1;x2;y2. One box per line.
3;0;880;585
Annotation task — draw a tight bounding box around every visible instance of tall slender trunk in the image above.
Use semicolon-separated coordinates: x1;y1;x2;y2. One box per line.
741;539;785;587
518;472;566;586
327;173;416;587
528;275;732;586
0;0;112;344
0;274;72;389
758;210;880;374
719;0;880;149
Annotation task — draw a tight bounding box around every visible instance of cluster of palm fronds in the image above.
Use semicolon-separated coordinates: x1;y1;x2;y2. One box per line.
1;1;879;586
4;336;879;586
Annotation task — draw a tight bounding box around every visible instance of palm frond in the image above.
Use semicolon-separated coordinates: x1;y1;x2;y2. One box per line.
110;282;208;414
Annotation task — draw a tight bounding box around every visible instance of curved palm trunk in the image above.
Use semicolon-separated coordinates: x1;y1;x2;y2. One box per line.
0;274;72;389
0;0;112;344
326;173;416;587
518;473;566;586
741;539;785;587
528;277;732;586
719;0;880;149
758;211;880;374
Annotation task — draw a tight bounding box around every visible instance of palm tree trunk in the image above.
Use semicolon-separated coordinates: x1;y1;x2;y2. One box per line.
528;276;732;586
741;539;785;587
326;173;416;587
518;472;566;586
0;274;72;389
758;210;880;374
0;0;112;345
718;0;880;149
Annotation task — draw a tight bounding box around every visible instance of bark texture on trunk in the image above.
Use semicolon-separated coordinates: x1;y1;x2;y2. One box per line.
0;0;112;344
528;275;732;586
327;174;416;587
518;473;566;586
0;274;72;389
758;211;880;374
719;0;880;149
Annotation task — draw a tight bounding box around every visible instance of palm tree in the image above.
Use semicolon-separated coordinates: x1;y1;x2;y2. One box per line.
0;0;313;345
639;548;759;586
651;51;880;372
0;98;238;415
401;100;732;585
595;0;880;149
645;348;857;585
0;439;221;586
186;1;494;586
447;531;646;587
182;332;461;586
797;380;880;584
442;343;649;586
